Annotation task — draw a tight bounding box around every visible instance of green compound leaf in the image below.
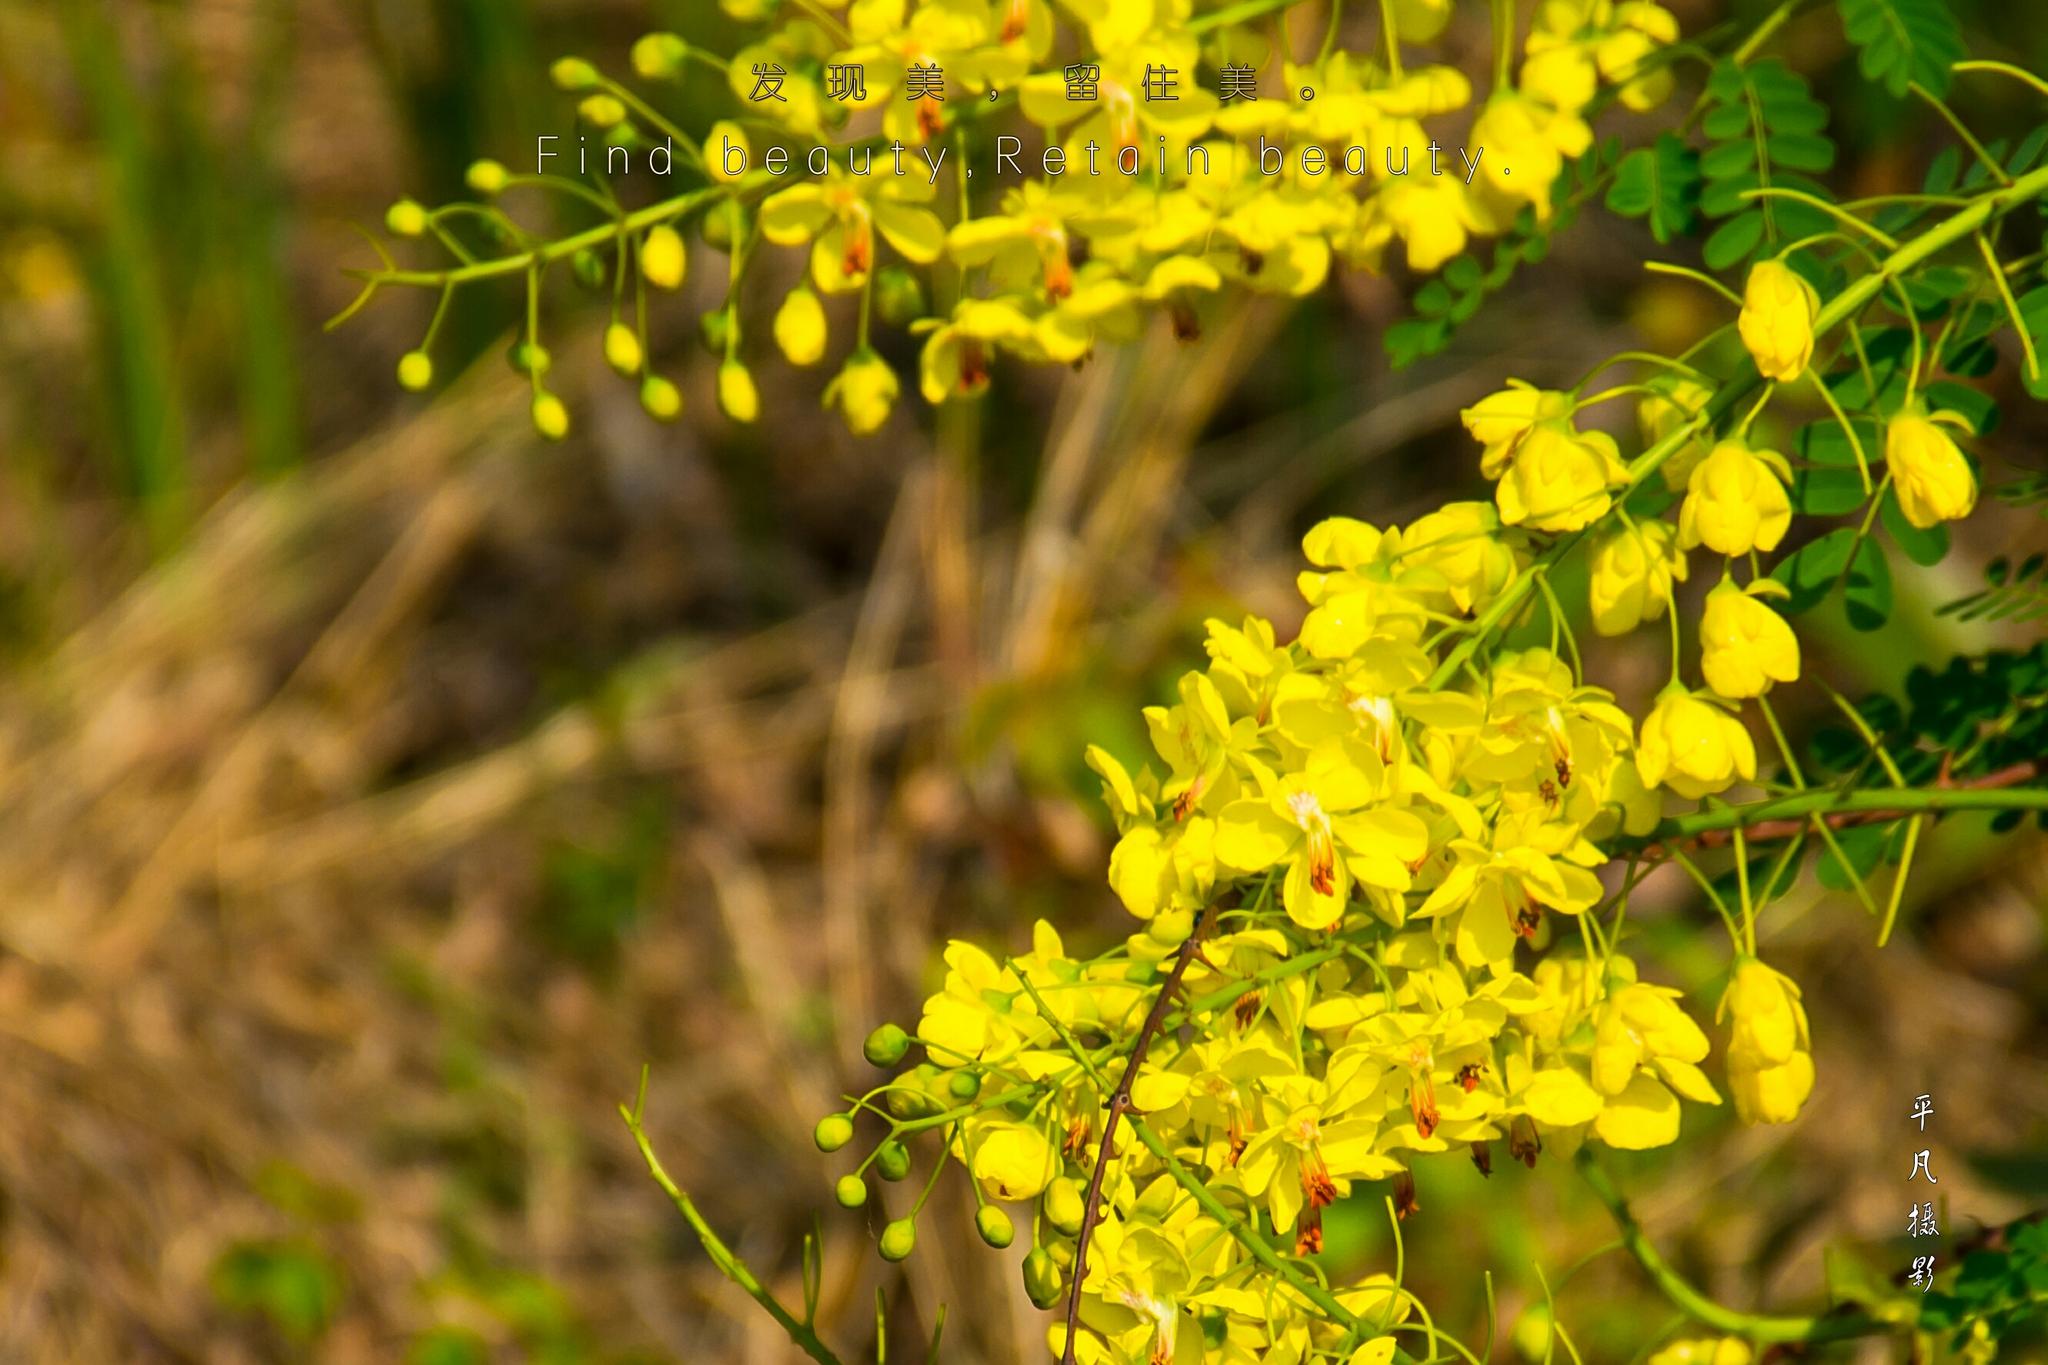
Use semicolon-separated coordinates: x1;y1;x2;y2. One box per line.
1773;526;1860;614
1697;58;1835;265
1605;134;1701;244
1844;535;1895;631
1938;554;2048;625
1837;0;1965;98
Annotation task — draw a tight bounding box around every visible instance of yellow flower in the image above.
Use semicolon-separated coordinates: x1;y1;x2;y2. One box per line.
1635;688;1755;799
967;1121;1058;1202
1699;579;1799;698
1588;982;1719;1148
1720;958;1814;1125
1677;440;1792;556
1462;381;1574;478
1737;259;1818;381
1376;174;1477;273
1587;520;1687;636
824;348;900;436
1886;409;1978;528
1468;94;1582;218
1494;422;1627;533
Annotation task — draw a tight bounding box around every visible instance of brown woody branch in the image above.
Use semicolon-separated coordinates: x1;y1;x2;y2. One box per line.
1059;907;1208;1365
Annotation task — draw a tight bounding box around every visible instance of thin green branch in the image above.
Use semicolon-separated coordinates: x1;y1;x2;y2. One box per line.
1577;1152;1886;1344
620;1077;845;1365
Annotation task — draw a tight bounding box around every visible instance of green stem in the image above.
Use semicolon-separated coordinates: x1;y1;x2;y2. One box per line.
1631;780;2048;846
1577;1152;1886;1344
621;1098;845;1365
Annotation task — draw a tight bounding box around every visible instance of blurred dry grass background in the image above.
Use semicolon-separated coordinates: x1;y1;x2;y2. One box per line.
1;0;2046;1361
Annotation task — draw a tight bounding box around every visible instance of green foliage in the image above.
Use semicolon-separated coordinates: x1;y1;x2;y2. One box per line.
1605;132;1702;244
1386;151;1597;368
1836;0;1966;98
1698;58;1836;267
1916;1218;2048;1352
210;1238;344;1344
1937;553;2048;625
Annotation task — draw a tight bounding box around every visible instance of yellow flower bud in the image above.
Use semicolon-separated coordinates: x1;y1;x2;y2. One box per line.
578;94;627;128
1635;688;1755;799
968;1122;1056;1202
1587;520;1688;636
1722;958;1806;1066
603;322;643;377
630;33;688;81
1699;579;1799;699
1636;376;1712;490
1494;423;1627;533
825;348;899;436
773;286;828;367
1737;260;1819;381
1885;410;1977;528
384;199;428;238
707;120;751;184
718;359;760;423
531;391;570;441
396;350;434;392
640;374;682;422
1677;440;1792;556
465;160;509;196
1729;1050;1815;1124
640;225;687;290
550;56;599;92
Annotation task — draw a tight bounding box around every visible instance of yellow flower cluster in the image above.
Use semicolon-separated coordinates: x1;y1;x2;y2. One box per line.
710;0;1682;432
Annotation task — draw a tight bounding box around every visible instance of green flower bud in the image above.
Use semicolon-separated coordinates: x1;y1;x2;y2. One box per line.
465;160;509;196
550;57;600;92
1043;1176;1085;1236
863;1024;910;1068
1123;962;1159;985
571;249;608;291
531;392;570;442
641;225;687;291
640;374;682;422
834;1174;868;1209
396;350;434;392
604;323;644;377
874;265;927;326
700;200;750;252
975;1205;1014;1249
1022;1248;1063;1309
631;33;689;81
948;1070;981;1100
874;1140;911;1182
878;1218;917;1262
813;1114;854;1152
699;308;735;355
385;199;428;238
578;94;627;129
508;341;552;377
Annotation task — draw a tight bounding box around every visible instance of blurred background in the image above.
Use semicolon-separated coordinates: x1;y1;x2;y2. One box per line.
1;0;2045;1360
